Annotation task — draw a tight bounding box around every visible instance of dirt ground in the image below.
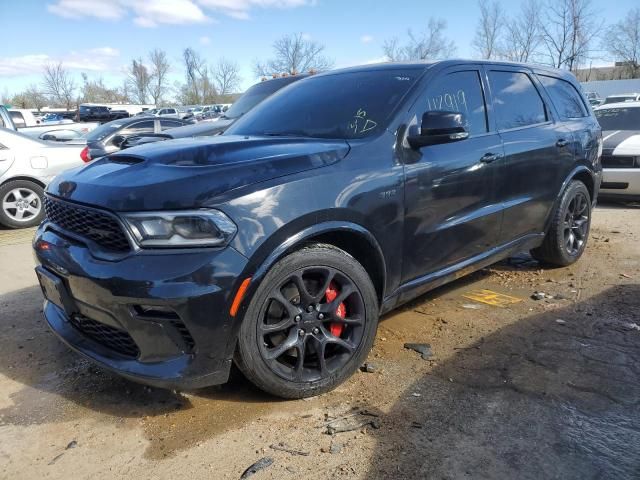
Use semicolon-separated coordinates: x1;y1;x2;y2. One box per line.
1;202;639;480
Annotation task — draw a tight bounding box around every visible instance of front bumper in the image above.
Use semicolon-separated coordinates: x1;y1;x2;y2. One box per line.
600;168;640;200
33;223;249;390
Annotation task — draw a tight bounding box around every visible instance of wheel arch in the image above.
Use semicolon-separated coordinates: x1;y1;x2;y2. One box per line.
544;166;596;233
250;221;387;305
0;176;46;189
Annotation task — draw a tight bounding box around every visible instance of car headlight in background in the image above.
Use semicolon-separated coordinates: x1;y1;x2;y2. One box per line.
122;210;237;248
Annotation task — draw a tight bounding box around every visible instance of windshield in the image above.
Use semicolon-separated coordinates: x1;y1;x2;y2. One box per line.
595;107;640;130
223;77;303;120
86;119;127;142
227;69;421;139
603;96;636;105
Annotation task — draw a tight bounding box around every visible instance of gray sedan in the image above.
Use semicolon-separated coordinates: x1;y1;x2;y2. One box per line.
0;128;84;228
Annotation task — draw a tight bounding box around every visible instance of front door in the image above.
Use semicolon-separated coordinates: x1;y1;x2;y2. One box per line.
402;67;504;284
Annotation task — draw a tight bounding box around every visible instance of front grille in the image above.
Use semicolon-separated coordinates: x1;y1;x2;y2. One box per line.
44;196;130;252
601;155;637;168
70;314;140;358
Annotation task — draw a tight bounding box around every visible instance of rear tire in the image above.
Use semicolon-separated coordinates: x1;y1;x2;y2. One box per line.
531;180;591;266
235;244;379;399
0;180;45;229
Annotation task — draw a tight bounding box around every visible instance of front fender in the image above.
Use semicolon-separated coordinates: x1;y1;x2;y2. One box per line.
221;219;386;359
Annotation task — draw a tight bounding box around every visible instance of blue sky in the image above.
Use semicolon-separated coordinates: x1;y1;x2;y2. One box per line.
0;0;636;98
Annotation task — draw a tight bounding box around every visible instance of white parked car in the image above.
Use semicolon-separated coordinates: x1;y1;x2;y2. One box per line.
602;93;640;105
0;128;84;228
594;101;640;201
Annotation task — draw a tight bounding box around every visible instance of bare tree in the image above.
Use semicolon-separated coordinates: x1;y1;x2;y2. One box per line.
1;88;10;105
42;62;76;110
502;0;543;62
255;33;333;76
540;0;601;71
24;84;47;110
383;18;456;61
213;58;242;95
473;0;503;59
149;49;171;105
601;8;640;78
183;47;207;104
127;58;151;104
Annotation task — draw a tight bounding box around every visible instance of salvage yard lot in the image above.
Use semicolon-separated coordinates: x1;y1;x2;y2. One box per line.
1;203;639;479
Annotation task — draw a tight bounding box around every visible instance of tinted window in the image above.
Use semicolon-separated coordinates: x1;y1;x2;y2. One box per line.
160;119;183;130
425;70;487;136
603;96;636;105
86;119;129;142
489;71;547;130
594;107;640;130
10;111;26;128
539;75;587;119
120;120;155;136
228;70;420;139
224;77;301;120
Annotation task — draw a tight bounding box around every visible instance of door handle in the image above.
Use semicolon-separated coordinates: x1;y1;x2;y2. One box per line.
480;152;501;163
556;138;569;148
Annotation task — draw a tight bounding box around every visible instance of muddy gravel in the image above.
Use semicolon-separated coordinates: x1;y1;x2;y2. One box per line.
0;202;639;479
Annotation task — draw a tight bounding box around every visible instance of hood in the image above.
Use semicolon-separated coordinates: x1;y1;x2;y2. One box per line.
47;135;349;211
602;129;640;155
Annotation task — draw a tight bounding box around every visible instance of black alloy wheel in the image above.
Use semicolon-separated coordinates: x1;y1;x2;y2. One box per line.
563;191;590;256
235;244;379;398
258;266;365;383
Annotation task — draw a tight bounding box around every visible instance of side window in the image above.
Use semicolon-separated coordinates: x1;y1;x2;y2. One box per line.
538;75;588;119
489;71;547;130
115;120;155;142
160;119;183;130
424;70;488;136
10;112;26;128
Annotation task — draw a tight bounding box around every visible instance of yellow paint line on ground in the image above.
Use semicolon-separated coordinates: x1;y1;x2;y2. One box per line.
462;289;523;308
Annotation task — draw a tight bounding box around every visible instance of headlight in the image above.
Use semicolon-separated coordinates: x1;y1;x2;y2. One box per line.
122;210;237;248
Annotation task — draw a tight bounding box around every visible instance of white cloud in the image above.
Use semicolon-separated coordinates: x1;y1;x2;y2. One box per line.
360;34;374;44
0;47;121;76
301;32;312;40
47;0;125;19
47;0;314;25
199;35;211;45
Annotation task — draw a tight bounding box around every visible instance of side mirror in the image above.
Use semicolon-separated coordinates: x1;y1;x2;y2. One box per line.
112;135;126;148
408;111;469;149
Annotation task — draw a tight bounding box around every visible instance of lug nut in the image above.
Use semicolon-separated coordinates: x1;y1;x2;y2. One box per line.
318;313;325;320
307;305;314;313
312;327;319;334
294;315;301;323
298;329;305;336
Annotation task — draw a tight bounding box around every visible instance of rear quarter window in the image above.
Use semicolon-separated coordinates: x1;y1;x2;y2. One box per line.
9;111;26;128
538;75;588;119
489;71;547;130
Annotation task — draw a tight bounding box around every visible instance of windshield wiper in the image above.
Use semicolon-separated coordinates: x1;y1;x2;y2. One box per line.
261;131;310;138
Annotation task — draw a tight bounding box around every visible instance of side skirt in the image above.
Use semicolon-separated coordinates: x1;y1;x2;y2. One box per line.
380;233;544;315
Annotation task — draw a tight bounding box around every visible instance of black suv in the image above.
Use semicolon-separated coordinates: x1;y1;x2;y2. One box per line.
34;61;601;398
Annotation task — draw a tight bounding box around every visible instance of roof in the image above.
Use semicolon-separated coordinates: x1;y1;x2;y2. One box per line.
595;101;640;110
315;59;576;81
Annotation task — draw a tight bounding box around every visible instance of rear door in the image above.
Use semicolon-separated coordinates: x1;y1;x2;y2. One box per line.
537;73;599;180
402;66;504;282
486;67;571;243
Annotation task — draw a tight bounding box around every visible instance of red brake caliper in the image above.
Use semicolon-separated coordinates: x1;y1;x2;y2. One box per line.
325;281;346;337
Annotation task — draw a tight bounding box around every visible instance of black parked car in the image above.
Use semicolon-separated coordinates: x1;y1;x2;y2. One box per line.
34;61;601;399
122;75;307;149
80;116;191;162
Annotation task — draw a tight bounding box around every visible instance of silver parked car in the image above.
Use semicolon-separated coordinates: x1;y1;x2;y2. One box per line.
0;128;84;228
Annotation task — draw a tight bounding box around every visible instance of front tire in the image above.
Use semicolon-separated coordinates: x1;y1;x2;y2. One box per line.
235;244;379;399
0;180;45;229
531;180;591;266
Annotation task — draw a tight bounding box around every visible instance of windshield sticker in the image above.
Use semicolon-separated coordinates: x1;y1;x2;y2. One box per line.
349;109;378;135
